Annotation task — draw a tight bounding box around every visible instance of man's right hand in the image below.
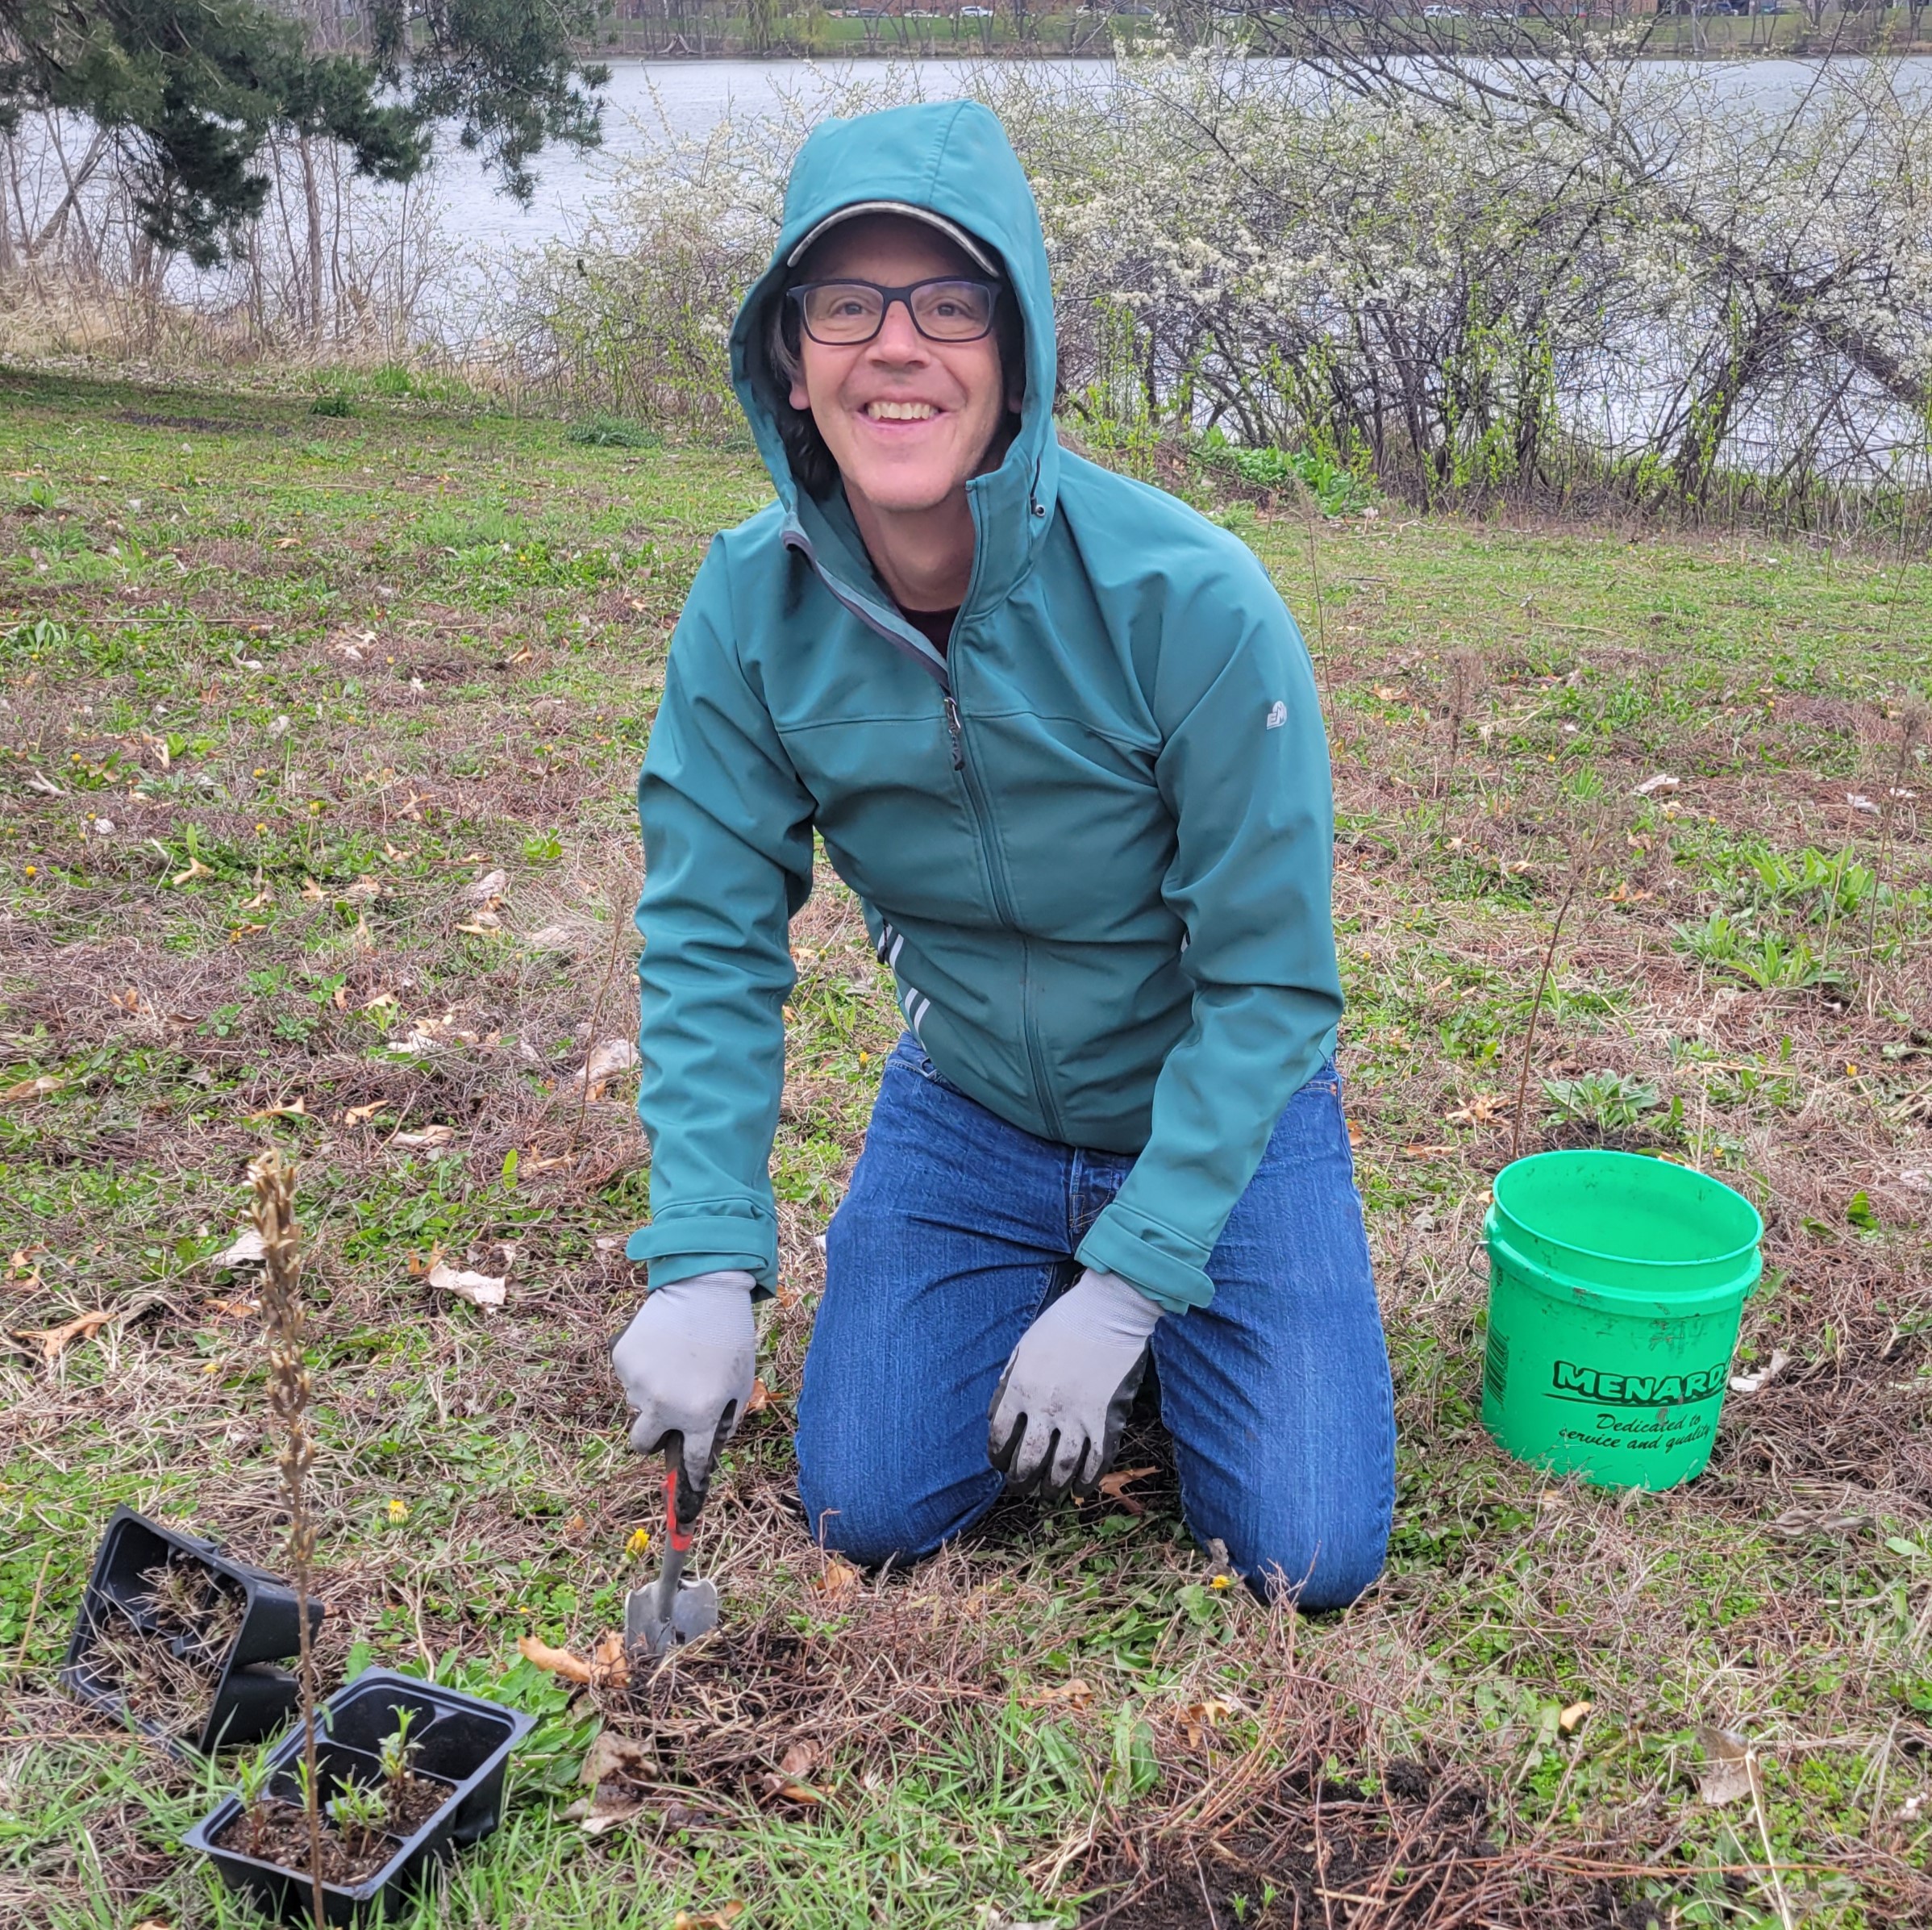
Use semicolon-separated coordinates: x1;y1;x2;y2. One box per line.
610;1269;757;1511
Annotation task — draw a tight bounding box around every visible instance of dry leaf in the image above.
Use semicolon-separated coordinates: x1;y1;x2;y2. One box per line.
1729;1349;1792;1395
1633;773;1680;796
202;1296;260;1319
758;1772;826;1805
1180;1694;1240;1745
1095;1464;1158;1515
243;1098;308;1123
1445;1093;1503;1126
14;1307;115;1363
581;1730;654;1787
344;1102;385;1125
1694;1724;1755;1806
1024;1678;1093;1710
1558;1699;1593;1734
527;923;574;948
1372;683;1405;701
518;1633;592;1683
466;869;508;901
427;1261;506;1309
568;1786;645;1836
455;918;502;936
170;857;212;886
1;1074;65;1103
589;1630;631;1690
214;1228;265;1268
813;1557;860;1596
1401;1143;1453;1158
393;1123;456;1148
778;1740;818;1778
743;1376;772;1415
574;1039;640;1086
672;1907;745;1930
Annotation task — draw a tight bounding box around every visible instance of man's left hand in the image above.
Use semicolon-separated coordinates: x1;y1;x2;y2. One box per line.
988;1269;1162;1501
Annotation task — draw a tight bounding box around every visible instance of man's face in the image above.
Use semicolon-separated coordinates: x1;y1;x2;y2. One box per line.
788;215;1015;517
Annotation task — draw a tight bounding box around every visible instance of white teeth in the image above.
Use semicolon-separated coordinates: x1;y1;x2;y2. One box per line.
866;400;938;421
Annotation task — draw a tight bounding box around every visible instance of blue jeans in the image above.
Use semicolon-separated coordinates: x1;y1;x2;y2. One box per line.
795;1036;1396;1608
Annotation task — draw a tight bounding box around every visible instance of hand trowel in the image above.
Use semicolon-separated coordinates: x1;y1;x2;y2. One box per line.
623;1442;719;1660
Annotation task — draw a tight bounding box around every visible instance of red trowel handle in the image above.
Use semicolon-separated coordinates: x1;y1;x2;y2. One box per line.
663;1462;697;1554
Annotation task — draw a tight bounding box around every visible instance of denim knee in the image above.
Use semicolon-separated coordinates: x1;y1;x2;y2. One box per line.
794;1470;984;1569
1224;1515;1390;1612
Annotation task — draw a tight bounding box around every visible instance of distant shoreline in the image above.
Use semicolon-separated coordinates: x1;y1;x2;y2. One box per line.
572;28;1932;65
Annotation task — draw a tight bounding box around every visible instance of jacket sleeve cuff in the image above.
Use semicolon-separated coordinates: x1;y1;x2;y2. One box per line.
1076;1203;1214;1315
626;1213;777;1298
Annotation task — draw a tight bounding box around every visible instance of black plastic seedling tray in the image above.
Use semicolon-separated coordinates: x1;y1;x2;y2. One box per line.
184;1669;535;1924
61;1505;325;1757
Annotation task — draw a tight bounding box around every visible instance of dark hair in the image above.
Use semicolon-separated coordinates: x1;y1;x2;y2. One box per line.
764;274;1027;501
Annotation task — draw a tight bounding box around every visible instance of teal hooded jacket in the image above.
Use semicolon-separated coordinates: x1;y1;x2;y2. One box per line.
627;100;1341;1315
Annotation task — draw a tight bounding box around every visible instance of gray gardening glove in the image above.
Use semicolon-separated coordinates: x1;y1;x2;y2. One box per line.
610;1269;756;1512
988;1268;1162;1503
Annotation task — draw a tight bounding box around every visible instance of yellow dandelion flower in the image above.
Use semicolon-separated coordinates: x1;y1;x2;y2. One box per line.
626;1526;652;1559
386;1499;409;1523
1209;1574;1232;1591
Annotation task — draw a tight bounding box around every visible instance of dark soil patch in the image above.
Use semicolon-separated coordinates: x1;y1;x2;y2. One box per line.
213;1801;398;1886
1083;1759;1643;1928
211;1772;443;1883
385;1771;447;1835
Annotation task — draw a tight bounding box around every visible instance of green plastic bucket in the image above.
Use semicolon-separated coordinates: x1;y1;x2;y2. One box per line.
1481;1150;1763;1490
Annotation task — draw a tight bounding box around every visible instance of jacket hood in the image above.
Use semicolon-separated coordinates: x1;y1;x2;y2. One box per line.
729;100;1060;619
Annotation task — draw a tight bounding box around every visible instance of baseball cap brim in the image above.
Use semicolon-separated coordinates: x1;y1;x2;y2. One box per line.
785;200;1001;277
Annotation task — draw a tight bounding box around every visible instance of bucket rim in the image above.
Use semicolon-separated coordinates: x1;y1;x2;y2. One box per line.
1487;1217;1761;1314
1492;1148;1763;1275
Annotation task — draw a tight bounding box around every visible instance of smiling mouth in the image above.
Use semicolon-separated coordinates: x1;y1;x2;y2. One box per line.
864;400;940;422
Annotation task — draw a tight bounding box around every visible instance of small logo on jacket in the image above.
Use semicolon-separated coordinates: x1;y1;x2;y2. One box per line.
1265;700;1288;730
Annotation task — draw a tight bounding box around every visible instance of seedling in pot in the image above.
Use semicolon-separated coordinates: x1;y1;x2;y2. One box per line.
324;1780;391;1866
234;1748;277;1862
186;1670;536;1923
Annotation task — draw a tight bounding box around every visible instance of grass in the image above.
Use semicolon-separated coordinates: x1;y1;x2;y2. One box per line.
0;364;1928;1928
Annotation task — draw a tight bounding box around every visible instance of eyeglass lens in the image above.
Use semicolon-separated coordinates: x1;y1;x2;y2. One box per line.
799;279;994;345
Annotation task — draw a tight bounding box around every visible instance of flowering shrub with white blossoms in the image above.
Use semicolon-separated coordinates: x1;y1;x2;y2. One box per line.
502;47;1932;520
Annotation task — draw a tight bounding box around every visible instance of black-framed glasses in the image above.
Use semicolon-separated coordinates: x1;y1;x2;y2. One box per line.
788;277;998;346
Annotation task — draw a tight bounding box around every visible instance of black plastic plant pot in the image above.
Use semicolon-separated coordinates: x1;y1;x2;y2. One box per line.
61;1505;325;1757
184;1669;535;1925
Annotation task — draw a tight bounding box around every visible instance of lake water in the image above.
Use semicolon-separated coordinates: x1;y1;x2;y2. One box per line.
432;58;1110;257
434;52;1932;256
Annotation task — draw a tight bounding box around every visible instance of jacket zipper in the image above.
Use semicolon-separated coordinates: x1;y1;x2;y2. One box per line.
945;636;1064;1144
786;515;1060;1139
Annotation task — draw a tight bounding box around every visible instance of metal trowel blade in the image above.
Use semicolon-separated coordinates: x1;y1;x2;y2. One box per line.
623;1575;720;1660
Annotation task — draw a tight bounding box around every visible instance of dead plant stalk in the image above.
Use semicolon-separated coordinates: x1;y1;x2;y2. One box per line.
1509;822;1609;1165
252;1149;326;1925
